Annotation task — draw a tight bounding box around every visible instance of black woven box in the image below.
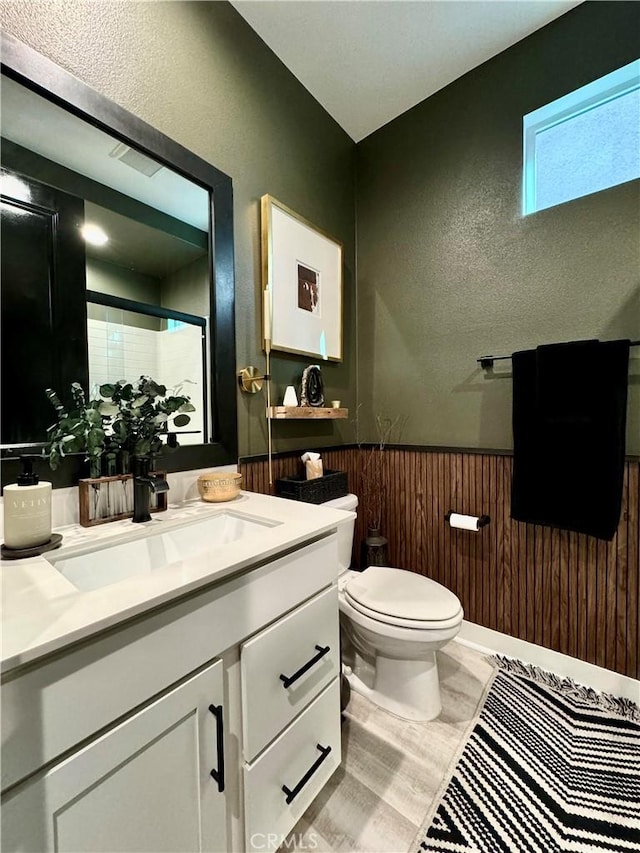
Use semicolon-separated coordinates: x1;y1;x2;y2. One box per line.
275;470;348;504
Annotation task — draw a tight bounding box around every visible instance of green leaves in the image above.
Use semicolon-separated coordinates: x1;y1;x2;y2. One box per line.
70;383;86;408
45;385;106;473
139;378;164;398
87;427;105;451
98;401;119;417
44;376;195;473
45;388;65;414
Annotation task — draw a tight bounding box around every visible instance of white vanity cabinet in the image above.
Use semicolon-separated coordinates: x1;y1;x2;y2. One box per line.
1;660;227;853
1;530;342;853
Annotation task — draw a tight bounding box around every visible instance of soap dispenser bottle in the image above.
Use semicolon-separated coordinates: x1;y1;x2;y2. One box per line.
3;456;52;550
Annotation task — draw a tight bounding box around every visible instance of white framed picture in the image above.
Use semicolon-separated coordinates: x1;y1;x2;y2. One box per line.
261;194;343;361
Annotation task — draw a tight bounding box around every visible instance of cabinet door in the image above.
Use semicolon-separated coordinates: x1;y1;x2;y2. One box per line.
1;660;227;853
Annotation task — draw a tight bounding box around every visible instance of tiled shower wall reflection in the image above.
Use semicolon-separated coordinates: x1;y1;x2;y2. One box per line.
87;318;204;443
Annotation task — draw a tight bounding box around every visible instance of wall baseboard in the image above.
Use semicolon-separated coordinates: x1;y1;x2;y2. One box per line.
456;620;640;704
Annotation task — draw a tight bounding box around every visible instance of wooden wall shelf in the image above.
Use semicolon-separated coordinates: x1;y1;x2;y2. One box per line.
267;406;348;420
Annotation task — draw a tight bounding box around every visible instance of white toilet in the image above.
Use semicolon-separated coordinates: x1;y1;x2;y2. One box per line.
323;493;463;721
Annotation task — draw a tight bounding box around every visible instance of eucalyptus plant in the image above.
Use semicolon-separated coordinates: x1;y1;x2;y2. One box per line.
45;383;106;477
45;376;195;477
97;377;195;458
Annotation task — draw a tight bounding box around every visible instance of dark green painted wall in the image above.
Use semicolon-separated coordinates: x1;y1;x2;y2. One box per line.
357;1;640;454
0;0;357;459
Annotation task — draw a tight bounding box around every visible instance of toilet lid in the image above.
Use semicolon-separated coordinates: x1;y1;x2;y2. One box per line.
345;566;462;623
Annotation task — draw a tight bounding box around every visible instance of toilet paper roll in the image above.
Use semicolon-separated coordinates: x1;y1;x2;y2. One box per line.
448;512;482;531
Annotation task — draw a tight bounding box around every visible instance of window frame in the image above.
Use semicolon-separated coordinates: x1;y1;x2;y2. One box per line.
522;59;640;216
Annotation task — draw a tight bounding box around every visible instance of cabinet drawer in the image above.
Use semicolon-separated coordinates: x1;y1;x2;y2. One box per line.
244;677;341;852
240;586;340;761
241;585;339;761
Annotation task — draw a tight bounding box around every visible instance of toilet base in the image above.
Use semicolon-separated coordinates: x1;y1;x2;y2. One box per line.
345;651;442;721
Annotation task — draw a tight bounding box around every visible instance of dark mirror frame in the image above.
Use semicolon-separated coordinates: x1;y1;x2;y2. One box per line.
1;32;238;489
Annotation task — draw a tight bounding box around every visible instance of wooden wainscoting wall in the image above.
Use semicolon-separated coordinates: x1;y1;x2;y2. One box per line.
240;449;639;679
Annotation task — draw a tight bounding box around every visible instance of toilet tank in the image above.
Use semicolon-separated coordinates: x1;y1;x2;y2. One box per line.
322;493;358;571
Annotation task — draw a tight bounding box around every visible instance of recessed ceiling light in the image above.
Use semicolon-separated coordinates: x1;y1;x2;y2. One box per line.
81;223;109;246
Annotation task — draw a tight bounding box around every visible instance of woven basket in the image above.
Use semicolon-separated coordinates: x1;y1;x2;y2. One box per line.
275;470;348;504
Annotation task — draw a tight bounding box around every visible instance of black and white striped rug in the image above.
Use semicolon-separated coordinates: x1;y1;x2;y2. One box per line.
416;656;640;853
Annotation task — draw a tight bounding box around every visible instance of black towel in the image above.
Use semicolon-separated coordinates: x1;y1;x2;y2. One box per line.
511;339;630;540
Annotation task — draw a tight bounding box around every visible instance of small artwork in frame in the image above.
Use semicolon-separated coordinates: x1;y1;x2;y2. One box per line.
261;194;342;361
297;263;320;316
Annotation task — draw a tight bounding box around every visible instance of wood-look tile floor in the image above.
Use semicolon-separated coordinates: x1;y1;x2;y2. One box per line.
282;641;494;853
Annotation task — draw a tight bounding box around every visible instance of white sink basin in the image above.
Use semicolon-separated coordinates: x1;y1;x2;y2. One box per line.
47;512;278;592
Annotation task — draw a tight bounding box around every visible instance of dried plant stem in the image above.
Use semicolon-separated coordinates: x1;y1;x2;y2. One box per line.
359;413;404;531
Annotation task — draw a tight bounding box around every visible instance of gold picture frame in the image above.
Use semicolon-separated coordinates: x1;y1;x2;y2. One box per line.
261;194;343;362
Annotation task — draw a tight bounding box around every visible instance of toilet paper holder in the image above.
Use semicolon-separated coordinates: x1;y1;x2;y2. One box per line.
444;511;490;528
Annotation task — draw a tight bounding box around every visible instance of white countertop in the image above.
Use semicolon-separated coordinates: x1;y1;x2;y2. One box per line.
1;491;353;674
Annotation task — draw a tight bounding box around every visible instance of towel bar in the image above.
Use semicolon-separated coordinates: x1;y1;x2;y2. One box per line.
478;340;639;370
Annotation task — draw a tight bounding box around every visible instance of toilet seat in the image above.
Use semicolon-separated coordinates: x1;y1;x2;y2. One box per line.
344;566;463;630
343;592;463;630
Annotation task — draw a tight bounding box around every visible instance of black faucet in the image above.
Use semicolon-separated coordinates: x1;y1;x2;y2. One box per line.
132;456;169;523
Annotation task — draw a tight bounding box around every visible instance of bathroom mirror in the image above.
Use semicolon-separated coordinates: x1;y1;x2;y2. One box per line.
0;32;237;485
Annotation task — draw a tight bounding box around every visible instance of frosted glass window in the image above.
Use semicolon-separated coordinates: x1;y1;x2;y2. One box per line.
523;60;640;215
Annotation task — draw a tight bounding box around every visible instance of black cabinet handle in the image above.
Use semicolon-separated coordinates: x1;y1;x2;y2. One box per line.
208;704;225;793
279;645;331;689
282;744;332;805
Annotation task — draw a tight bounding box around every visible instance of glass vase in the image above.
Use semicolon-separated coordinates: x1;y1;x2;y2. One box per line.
360;527;388;569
